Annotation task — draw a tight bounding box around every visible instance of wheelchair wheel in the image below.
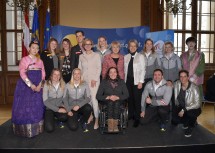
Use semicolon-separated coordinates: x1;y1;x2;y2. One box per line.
122;108;128;128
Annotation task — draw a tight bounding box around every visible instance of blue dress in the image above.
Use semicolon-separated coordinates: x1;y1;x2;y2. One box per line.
12;70;45;138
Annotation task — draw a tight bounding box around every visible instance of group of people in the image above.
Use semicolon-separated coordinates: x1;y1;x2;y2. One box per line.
11;30;204;138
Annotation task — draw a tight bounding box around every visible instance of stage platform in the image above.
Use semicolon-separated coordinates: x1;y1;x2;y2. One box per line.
0;120;215;153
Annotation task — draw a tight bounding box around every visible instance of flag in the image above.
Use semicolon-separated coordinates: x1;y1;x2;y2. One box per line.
22;9;30;57
31;5;39;44
43;7;51;50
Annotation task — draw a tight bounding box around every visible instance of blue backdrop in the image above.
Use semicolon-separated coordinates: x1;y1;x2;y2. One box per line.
51;25;150;55
146;30;174;58
51;25;174;56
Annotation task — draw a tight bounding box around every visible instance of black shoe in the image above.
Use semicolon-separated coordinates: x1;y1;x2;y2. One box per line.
182;124;188;130
171;120;178;126
133;120;140;128
184;127;193;137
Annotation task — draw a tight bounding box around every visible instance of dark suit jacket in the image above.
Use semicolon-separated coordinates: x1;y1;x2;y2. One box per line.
71;44;83;72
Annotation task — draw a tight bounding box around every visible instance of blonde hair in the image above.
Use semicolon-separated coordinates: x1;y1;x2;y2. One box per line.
97;36;108;50
46;68;65;90
111;41;121;48
69;68;84;87
82;38;94;48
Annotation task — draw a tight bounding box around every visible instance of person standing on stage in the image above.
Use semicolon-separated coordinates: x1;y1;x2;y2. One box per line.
12;41;45;138
124;39;145;128
102;41;124;80
141;38;161;88
59;38;73;83
71;30;85;72
40;38;59;80
161;41;182;83
180;36;205;99
78;38;101;129
95;36;111;63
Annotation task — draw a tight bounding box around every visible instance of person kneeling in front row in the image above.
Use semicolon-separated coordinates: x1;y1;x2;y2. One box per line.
43;68;67;132
140;69;172;132
63;68;92;132
171;70;201;137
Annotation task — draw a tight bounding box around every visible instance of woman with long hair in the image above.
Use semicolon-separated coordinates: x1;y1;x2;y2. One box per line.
40;38;59;80
59;38;73;83
43;68;67;132
63;68;92;132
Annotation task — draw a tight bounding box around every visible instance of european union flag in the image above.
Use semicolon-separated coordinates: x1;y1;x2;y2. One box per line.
43;7;51;50
31;5;39;44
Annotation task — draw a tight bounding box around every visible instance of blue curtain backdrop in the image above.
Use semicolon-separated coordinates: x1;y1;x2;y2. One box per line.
51;25;174;56
146;30;174;58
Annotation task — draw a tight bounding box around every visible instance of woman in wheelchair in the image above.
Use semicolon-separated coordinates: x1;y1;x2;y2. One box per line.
96;67;129;132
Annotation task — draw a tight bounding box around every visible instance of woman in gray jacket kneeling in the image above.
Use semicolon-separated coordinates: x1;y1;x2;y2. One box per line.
43;68;67;132
63;68;92;132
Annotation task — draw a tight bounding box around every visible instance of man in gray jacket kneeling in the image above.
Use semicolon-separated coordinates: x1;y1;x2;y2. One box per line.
140;69;172;132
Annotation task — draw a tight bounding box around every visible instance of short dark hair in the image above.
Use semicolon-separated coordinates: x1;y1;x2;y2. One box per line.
75;30;85;36
186;36;197;45
179;69;189;77
153;68;163;75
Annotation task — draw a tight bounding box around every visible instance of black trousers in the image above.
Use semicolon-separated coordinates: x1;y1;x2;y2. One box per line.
171;105;201;127
44;109;68;133
67;104;92;131
126;77;143;121
140;105;170;125
107;100;121;119
62;73;72;83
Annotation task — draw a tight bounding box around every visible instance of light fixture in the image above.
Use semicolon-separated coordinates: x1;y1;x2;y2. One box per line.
6;0;41;11
160;0;192;17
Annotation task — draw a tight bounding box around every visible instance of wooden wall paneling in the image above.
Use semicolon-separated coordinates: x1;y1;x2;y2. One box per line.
5;72;19;104
1;1;7;104
141;0;163;32
0;73;4;104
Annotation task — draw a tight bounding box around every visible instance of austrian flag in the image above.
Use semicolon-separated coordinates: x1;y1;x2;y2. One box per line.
22;10;30;57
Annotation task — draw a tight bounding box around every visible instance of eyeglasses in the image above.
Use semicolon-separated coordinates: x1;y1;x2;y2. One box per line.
85;44;92;46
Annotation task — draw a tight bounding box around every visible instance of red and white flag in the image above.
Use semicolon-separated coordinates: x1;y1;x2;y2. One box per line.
22;9;30;57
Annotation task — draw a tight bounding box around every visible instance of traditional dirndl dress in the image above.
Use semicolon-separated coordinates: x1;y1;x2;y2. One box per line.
12;70;45;138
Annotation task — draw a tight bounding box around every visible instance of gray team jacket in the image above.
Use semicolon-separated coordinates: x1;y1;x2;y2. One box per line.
142;52;161;79
63;82;91;112
43;81;65;112
141;79;172;112
160;53;182;82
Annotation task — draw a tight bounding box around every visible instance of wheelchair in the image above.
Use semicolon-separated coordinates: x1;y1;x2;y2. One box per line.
99;102;128;134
